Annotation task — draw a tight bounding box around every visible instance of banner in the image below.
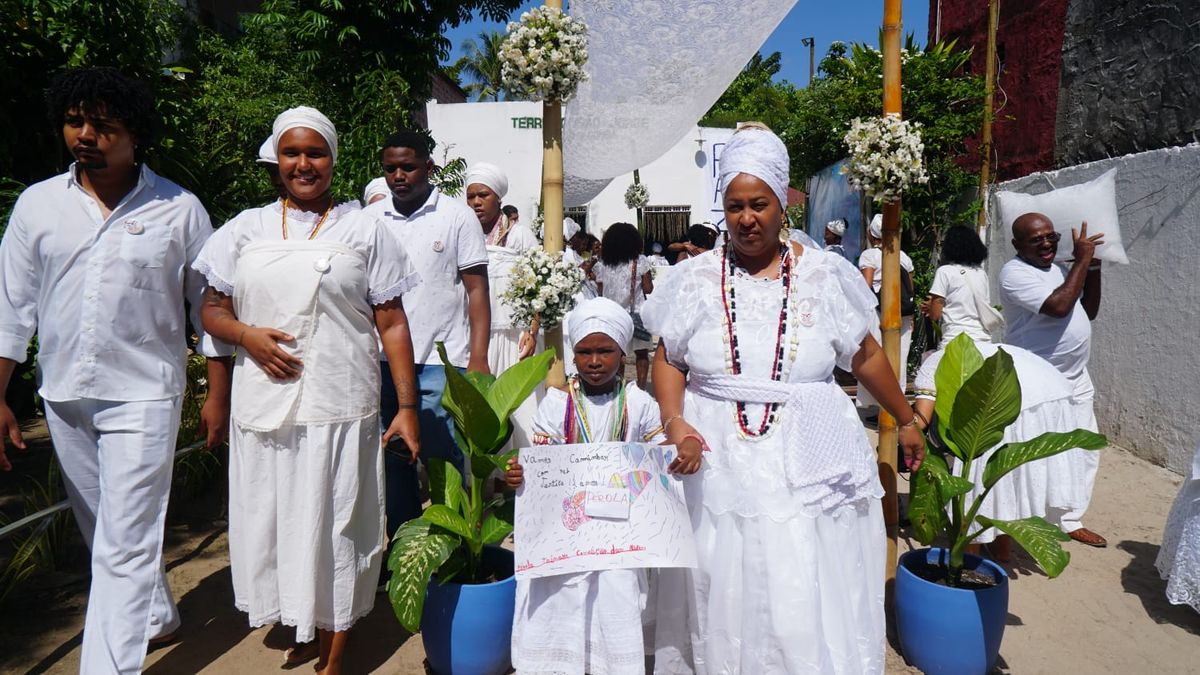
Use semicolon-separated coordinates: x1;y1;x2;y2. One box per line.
514;442;696;580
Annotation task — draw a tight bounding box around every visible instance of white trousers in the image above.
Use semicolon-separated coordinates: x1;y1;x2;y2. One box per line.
1048;385;1101;533
45;397;182;675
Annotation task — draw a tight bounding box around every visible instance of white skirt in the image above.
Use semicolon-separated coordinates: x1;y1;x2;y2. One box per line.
488;326;543;451
228;415;385;642
1157;470;1200;613
512;569;648;674
956;396;1087;543
653;500;886;674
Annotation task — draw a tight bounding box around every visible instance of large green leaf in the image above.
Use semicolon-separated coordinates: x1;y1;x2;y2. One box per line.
422;504;473;541
485;349;554;424
436;342;502;454
948;348;1021;460
934;473;975;504
907;451;951;545
934;334;984;440
481;512;513;545
976;516;1072;578
983;430;1106;489
427;459;464;512
386;520;459;632
435;548;471;585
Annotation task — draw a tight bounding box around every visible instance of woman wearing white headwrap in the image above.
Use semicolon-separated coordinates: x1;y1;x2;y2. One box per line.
195;106;421;675
465;161;542;449
362;176;390;205
643;125;924;674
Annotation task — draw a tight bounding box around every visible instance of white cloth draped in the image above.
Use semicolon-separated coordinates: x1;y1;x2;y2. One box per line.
1157;443;1200;613
563;0;800;204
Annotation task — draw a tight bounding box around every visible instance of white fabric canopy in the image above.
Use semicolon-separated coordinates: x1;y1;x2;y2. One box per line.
564;0;801;205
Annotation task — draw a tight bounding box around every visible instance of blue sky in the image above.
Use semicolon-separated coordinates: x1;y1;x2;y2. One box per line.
443;1;930;89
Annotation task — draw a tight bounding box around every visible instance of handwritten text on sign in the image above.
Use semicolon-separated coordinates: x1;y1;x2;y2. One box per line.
514;442;696;580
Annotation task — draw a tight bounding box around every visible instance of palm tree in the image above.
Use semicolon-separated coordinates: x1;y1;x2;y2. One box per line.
453;30;510;102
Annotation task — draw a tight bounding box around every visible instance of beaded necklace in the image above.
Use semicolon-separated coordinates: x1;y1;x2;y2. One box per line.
563;375;628;443
281;197;334;240
719;241;797;439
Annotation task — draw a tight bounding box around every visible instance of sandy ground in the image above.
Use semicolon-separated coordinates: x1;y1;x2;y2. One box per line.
3;440;1198;674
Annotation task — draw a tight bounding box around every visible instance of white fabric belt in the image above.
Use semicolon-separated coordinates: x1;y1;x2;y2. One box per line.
687;372;880;511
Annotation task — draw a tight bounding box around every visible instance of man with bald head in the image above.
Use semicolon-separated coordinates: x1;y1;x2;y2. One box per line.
999;212;1106;546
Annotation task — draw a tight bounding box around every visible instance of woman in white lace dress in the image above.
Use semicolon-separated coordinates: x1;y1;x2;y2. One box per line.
195;107;421;675
592;221;654;389
1157;442;1200;613
643;125;924;674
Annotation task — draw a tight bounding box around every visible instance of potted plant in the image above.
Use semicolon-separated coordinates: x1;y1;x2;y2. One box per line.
898;334;1106;675
387;343;553;675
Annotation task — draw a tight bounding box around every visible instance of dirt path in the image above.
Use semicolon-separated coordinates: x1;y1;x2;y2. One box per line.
3;444;1197;674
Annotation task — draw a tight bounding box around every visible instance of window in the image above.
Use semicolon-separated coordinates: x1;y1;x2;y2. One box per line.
642;205;691;243
565;206;588;233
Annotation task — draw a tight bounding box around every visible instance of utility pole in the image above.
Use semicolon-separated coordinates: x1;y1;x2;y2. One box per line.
976;0;1000;236
542;0;566;388
802;37;816;85
879;0;903;589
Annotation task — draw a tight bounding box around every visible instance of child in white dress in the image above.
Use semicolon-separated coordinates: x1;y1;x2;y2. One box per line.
506;297;664;674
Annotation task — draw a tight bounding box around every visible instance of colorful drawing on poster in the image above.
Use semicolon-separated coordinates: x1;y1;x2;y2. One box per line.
561;491;589;531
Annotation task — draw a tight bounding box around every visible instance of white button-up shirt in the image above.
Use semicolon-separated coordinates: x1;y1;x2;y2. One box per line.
364;188;488;367
0;164;229;402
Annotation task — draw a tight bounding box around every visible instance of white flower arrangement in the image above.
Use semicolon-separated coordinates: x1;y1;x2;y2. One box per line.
503;248;585;330
624;182;650;210
500;6;589;103
841;114;929;204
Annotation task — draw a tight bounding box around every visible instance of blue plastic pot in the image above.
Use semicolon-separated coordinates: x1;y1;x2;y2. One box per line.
421;546;516;675
896;547;1009;675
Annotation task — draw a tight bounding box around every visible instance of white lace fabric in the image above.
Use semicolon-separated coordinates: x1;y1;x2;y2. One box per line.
1157;454;1200;613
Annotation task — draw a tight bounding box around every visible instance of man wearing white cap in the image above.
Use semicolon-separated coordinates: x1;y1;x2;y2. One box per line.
465;162;541;448
364;130;490;535
824;218;848;260
857;213;916;410
0;67;232;673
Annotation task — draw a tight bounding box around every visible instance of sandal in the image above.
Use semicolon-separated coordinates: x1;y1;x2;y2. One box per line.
1068;528;1107;548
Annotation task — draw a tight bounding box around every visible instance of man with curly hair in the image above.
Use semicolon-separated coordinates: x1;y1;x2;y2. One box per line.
0;67;231;673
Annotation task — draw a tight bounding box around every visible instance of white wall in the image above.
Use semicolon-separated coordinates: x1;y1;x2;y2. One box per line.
985;143;1200;475
425;100;734;238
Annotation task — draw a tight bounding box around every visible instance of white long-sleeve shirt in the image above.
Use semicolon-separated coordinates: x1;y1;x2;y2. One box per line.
0;164;229;402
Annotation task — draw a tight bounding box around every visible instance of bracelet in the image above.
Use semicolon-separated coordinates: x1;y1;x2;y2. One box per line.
396;403;418;410
898;417;919;431
678;433;710;452
236;328;246;346
913;409;930;429
661;414;684;430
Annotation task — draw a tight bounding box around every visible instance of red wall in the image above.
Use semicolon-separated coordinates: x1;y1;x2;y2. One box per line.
929;0;1069;180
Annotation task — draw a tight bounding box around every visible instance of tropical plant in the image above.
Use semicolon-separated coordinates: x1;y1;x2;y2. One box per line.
907;335;1106;586
453;30;511;101
699;51;801;131
386;344;553;632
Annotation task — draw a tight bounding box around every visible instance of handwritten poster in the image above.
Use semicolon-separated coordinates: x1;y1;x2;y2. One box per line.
514;442;697;580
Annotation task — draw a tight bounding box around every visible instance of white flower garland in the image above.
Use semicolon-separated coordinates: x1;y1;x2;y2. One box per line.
500;7;589;103
841;114;929;204
503;248;585;330
624;182;650;210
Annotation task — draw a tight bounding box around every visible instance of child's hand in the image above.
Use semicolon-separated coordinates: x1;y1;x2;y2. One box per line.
667;422;706;475
505;457;524;489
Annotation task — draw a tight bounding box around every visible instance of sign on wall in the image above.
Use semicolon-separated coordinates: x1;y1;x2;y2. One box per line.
514;441;696;580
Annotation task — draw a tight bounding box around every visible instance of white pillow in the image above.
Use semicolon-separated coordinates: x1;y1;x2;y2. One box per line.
995;168;1128;264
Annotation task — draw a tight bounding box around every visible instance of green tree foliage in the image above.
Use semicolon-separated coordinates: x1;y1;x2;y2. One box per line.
452;30;512;102
781;37;986;253
699;52;800;131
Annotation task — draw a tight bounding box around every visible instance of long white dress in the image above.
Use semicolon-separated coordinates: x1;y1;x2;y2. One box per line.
1156;443;1200;613
485;220;541;450
194;201;418;642
913;343;1085;543
595;256;654;352
643;246;886;674
512;383;663;675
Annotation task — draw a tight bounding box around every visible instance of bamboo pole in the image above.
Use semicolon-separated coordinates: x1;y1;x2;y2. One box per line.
879;0;904;588
976;0;1000;236
540;0;566;389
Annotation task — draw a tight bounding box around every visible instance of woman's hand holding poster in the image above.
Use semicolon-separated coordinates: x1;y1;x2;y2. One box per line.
514;442;697;580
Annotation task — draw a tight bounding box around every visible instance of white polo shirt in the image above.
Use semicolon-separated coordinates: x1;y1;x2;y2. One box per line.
365;188;488;366
999;257;1092;383
0;164;228;402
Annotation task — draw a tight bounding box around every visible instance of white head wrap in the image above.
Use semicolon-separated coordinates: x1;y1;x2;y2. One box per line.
826;219;846;237
568;297;633;353
256;136;277;165
362;177;390;204
869;213;883;239
464;162;509;199
698;221;720;234
272;106;338;163
563;217;582;240
652;242;663;254
717;127;791;208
